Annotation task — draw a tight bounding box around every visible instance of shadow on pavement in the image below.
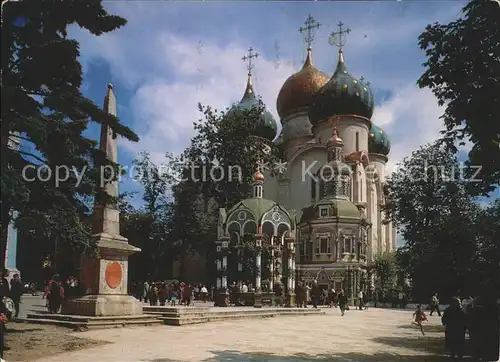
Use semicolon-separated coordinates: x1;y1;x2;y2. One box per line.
5;327;43;334
146;349;460;361
397;323;445;333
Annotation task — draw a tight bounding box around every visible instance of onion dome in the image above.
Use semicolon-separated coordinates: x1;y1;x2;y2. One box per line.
227;73;277;141
327;126;343;147
276;47;330;120
253;169;265;182
368;124;391;155
309;49;374;125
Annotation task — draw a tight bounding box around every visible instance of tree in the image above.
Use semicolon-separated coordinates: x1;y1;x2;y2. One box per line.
168;101;280;280
183;102;280;208
1;1;138;268
473;199;500;294
119;152;175;280
384;142;481;300
373;252;397;292
418;0;500;196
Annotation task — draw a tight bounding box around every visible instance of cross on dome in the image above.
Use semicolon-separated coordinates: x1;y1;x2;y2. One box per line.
299;14;321;50
242;46;259;75
328;21;351;50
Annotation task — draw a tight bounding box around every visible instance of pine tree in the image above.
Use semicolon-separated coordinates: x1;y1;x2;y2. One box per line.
1;1;138;268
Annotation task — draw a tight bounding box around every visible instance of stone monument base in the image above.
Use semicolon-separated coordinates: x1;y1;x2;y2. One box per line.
61;294;143;317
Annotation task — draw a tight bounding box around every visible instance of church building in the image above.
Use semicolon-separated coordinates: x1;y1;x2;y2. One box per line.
216;18;396;298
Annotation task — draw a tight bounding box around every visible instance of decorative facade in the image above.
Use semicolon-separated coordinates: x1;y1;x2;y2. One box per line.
216;19;396;305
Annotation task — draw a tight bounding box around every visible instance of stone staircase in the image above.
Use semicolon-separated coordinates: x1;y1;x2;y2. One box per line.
143;306;325;326
23;313;162;330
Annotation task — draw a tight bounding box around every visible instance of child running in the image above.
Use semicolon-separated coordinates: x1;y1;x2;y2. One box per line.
412;304;428;335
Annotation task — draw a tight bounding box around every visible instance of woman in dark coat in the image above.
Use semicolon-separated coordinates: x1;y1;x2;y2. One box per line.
441;298;467;359
338;290;348;316
48;275;64;313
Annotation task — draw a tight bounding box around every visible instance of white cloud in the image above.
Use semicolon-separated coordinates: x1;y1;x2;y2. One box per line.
118;34;295;165
72;3;465;171
372;85;444;178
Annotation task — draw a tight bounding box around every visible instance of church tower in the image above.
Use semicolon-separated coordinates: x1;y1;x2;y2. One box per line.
276;15;329;160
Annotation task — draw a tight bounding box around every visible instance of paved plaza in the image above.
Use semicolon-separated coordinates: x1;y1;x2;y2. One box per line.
31;307;451;362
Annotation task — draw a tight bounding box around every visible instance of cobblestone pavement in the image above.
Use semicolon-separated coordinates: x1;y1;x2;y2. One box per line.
35;308;453;362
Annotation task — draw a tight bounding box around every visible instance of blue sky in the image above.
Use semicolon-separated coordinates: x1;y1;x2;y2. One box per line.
69;0;498;212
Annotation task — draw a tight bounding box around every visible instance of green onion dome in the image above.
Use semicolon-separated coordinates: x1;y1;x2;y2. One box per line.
308;49;374;125
227;72;278;141
368;124;391;155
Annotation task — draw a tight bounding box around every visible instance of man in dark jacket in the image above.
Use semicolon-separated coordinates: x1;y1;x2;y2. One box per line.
10;274;23;318
0;269;10;357
311;280;321;308
0;270;9;300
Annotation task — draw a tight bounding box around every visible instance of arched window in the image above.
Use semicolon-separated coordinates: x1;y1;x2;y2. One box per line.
243;220;257;235
262;221;274;238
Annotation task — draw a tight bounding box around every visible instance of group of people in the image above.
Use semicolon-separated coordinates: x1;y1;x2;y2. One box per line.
295;280;352;315
42;275;82;313
412;294;499;360
132;281;210;306
1;269;25;354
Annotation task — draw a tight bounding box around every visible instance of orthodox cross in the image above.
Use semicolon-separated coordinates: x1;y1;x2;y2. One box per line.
256;159;265;173
328;21;351;49
299;14;321;49
242;46;259;73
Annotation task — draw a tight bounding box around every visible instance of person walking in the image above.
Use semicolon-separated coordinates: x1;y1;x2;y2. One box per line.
429;293;441;316
338;290;348;316
311;280;320;308
9;274;23;319
143;281;150;304
200;285;208;302
398;291;404;308
358;290;364;310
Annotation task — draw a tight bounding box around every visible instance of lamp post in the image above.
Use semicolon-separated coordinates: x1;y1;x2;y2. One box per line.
215;237;230;307
285;237;295;307
254;233;263;308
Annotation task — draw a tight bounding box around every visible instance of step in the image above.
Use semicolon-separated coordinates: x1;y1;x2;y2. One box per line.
161;310;325;326
26;313;158;322
22;317;162;330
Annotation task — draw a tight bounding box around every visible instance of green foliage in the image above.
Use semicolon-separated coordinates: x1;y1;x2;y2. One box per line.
182;102;280;208
418;0;500;196
166;102;280;279
385;142;498;301
119;151;174;280
373;252;397;291
0;1;138;266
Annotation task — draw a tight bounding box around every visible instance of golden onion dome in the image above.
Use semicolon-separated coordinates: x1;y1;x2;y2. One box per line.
276;47;330;121
253;170;265;182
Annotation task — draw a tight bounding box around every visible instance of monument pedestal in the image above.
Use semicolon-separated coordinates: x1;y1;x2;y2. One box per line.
62;294;142;317
61;233;142;317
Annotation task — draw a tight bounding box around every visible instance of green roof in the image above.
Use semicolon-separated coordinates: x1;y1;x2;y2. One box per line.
309;50;374;124
369;124;391;156
300;196;361;223
227;197;277;222
227;77;277;141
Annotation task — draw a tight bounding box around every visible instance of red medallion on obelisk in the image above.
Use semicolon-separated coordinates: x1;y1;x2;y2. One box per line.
105;261;122;289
